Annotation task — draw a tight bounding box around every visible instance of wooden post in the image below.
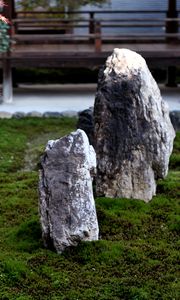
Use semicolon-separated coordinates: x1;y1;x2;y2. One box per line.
95;21;102;52
89;12;95;42
3;55;13;103
3;0;15;20
89;12;95;34
166;1;178;86
166;66;177;87
166;0;178;42
2;0;14;103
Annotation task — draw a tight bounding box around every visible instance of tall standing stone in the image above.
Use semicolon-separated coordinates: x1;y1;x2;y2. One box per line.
39;129;99;253
94;48;175;202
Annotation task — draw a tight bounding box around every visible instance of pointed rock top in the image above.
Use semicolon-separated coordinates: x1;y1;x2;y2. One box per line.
105;48;146;76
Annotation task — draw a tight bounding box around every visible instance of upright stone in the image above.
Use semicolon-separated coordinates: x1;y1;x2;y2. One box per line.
39;129;99;253
77;107;94;146
94;48;175;202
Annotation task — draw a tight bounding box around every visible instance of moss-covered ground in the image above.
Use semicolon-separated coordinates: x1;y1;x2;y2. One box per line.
0;117;179;300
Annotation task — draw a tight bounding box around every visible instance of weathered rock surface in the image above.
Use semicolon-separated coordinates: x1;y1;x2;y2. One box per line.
39;129;99;253
77;107;94;146
94;48;175;202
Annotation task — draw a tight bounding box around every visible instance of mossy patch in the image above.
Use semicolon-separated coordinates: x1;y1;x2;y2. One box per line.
0;118;179;299
0;117;77;172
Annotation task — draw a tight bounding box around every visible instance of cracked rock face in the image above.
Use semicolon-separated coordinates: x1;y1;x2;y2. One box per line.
39;129;99;253
94;48;175;202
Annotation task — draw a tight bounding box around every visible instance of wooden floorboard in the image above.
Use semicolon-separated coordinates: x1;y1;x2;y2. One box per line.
1;43;180;68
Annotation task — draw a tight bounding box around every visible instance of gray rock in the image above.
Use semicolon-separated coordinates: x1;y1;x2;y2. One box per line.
170;111;180;131
27;111;42;117
61;110;78;117
77;107;94;146
43;111;62;118
39;129;99;253
12;111;26;119
94;48;175;202
0;111;12;119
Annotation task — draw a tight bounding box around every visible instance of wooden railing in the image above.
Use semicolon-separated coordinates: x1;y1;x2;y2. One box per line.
4;10;179;52
1;7;180;103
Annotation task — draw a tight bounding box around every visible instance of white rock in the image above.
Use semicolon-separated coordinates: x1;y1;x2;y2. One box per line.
39;129;99;253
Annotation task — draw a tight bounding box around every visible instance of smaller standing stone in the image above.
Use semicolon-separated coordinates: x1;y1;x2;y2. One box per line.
39;129;99;253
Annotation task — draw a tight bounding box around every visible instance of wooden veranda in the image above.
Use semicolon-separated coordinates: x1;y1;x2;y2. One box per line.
1;0;180;102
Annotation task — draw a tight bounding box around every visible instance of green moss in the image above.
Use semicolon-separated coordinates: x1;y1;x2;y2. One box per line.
0;118;179;299
0;117;76;172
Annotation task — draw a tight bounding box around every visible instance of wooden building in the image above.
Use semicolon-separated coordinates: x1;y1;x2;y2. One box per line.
0;0;180;102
